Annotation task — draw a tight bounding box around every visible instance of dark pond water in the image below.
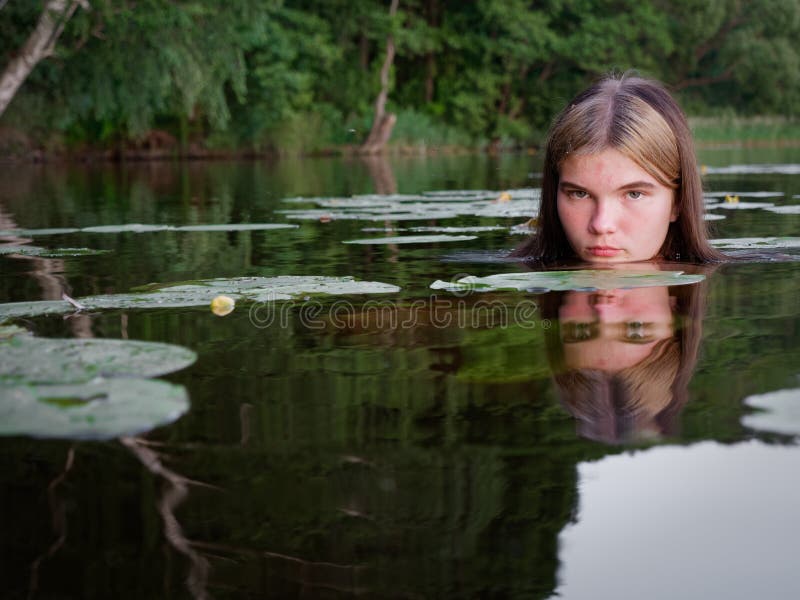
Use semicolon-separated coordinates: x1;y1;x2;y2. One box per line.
2;148;800;599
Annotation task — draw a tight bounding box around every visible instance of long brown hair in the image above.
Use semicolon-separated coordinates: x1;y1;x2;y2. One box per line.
513;74;724;263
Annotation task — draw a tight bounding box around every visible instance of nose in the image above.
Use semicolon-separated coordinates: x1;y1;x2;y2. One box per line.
588;199;618;235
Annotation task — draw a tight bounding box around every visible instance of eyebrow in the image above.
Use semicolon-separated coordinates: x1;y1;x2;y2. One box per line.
559;180;657;192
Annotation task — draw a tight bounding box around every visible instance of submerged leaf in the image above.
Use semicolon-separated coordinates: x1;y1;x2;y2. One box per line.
431;270;705;293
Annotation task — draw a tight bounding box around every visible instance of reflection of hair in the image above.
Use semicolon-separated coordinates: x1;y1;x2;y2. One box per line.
513;73;725;263
543;279;708;443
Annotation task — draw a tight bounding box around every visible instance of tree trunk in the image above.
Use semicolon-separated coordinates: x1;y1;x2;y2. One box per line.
0;0;84;118
424;52;435;103
359;0;399;155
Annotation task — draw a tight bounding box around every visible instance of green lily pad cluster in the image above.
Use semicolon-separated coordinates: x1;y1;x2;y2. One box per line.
0;276;402;320
0;223;298;236
430;270;705;293
0;331;196;440
278;189;541;222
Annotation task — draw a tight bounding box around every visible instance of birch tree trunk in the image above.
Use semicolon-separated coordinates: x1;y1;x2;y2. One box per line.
0;0;84;117
359;0;399;155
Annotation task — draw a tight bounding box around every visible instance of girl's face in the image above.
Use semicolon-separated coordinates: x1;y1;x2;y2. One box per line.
557;286;675;372
557;148;678;263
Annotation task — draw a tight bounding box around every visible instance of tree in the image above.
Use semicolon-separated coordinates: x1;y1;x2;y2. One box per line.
0;0;86;118
360;0;400;154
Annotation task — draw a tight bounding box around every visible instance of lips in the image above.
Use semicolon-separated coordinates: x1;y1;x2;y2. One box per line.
587;246;622;257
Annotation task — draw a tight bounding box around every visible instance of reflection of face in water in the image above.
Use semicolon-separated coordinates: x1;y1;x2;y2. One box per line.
558;286;675;372
548;284;697;444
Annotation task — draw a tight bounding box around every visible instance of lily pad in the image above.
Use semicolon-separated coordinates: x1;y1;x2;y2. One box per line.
713;202;776;210
742;388;800;436
0;378;189;440
0;336;197;385
763;206;800;215
81;224;174;233
0;276;401;319
430;270;705;293
710;237;800;249
278;189;540;222
702;164;800;175
704;191;785;198
6;223;300;234
409;226;507;233
0;245;110;257
174;223;297;232
343;235;478;245
0;228;81;236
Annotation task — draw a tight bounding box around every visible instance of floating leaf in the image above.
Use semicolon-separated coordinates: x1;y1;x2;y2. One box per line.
81;224;174;233
0;246;110;257
762;206;800;215
0;246;47;256
431;270;705;293
713;202;775;210
710;237;800;249
343;235;477;245
0;276;401;319
174;224;297;232
279;189;540;222
0;378;189;440
702;165;800;175
408;226;506;233
704;191;784;198
0;228;81;237
742;388;800;436
0;300;75;319
0;223;301;235
0;336;197;385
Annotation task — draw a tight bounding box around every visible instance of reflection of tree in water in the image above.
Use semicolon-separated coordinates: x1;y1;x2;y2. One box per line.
120;437;211;600
0;202;93;338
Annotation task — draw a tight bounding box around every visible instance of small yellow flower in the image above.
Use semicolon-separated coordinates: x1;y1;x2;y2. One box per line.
210;295;235;317
495;192;512;203
724;194;739;204
701;165;708;175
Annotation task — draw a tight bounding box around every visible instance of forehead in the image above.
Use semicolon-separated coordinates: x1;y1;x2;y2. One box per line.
558;148;657;186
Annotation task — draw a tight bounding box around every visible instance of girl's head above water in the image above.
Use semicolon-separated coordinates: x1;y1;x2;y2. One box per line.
514;73;724;264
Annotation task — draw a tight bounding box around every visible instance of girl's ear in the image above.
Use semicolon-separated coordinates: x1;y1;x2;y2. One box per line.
670;197;680;222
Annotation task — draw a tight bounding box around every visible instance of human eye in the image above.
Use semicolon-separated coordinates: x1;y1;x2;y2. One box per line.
567;189;590;200
621;321;655;343
626;190;645;200
562;321;599;343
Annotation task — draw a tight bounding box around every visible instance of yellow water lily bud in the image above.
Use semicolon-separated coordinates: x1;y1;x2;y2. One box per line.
210;295;235;317
495;192;512;203
724;194;739;204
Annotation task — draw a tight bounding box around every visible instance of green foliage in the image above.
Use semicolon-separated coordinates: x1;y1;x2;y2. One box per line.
2;0;800;152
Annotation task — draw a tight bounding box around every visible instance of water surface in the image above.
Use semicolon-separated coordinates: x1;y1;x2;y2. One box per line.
1;150;800;599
